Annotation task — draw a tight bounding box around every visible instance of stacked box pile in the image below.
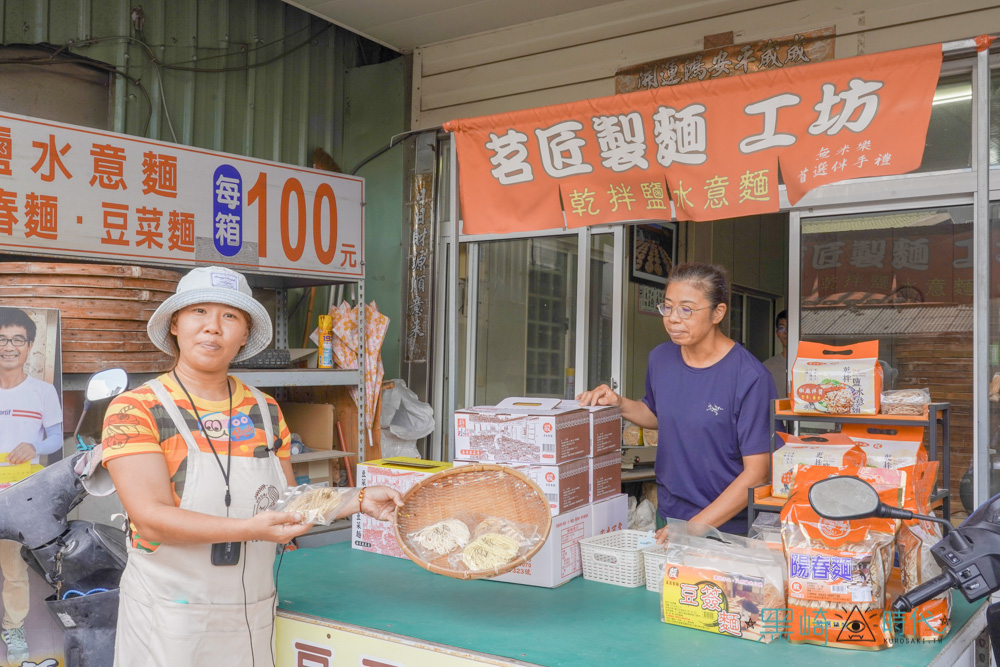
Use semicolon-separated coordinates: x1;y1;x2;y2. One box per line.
453;397;627;587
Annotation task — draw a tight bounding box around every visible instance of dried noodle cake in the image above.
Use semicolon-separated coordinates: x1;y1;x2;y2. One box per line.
473;517;525;542
462;533;519;571
410;519;471;555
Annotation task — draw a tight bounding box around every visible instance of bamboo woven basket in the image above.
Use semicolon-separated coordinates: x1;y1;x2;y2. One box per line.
394;464;552;580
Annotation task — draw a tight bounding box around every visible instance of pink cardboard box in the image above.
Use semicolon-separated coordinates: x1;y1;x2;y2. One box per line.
491;504;593;588
560;401;622;457
454;397;590;464
590;452;622;502
455;458;590;516
590;493;628;536
351;457;451;559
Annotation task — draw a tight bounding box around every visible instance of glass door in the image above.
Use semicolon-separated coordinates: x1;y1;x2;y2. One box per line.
796;204;974;506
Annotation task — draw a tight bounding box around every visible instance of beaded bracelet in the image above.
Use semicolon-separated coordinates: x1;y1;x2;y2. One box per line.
357;487;366;515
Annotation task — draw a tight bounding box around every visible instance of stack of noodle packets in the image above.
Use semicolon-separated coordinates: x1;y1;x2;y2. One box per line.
659;520;786;643
791;341;883;415
781;465;902;650
895;461;951;641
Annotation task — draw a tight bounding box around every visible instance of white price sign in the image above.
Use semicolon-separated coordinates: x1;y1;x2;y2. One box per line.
0;111;363;278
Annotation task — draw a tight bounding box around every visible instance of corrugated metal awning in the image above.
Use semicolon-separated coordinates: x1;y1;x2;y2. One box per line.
802;211;953;235
801;304;973;336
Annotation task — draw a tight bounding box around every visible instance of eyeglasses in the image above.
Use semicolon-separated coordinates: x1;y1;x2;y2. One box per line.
0;336;28;347
656;303;712;319
776;325;788;333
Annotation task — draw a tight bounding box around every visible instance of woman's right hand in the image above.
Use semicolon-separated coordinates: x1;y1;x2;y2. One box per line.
249;510;314;544
576;384;622;408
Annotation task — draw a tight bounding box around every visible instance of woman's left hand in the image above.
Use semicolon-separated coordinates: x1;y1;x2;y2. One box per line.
360;485;405;523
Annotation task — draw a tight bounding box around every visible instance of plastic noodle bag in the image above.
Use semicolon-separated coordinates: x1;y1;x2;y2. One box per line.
747;512;783;552
896;461;951;641
439;512;542;575
791;341;883;415
771;432;867;498
658;519;786;643
880;388;931;416
781;465;903;650
273;484;359;526
842;424;927;470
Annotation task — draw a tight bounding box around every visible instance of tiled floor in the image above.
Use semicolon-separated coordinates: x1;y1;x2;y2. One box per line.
2;569;64;666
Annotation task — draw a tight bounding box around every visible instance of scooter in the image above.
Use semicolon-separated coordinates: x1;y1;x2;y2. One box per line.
809;475;1000;662
0;368;129;667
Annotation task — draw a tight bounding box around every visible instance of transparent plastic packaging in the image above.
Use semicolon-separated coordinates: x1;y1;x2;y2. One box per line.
402;511;542;575
657;519;786;643
880;388;931;415
272;484;359;526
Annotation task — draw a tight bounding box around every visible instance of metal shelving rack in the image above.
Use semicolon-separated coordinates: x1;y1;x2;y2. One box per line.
61;275;369;465
747;399;952;532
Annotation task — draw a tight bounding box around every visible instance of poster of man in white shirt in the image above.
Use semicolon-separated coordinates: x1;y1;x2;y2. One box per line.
0;306;63;665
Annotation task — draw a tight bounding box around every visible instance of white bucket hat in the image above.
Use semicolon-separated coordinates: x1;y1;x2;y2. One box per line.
147;266;272;363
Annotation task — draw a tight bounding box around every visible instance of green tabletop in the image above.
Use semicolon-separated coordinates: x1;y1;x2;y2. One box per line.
276;543;984;667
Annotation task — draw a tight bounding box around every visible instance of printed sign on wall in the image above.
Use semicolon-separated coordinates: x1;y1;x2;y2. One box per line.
0;111;364;278
445;44;942;235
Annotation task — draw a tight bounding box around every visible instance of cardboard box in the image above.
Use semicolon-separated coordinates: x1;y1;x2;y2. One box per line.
591;493;628;535
281;402;336;450
351;457;452;559
590;452;622;502
454;397;590;464
290;457;336;486
491;503;593;588
560;401;622;457
455;458;590;516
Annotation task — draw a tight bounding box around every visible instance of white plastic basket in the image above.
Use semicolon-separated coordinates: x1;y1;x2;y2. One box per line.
579;530;648;587
641;544;671;592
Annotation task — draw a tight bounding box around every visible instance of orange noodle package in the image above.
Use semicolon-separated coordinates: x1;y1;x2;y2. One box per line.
771;432;866;499
894;461;951;641
781;464;904;650
791;341;883;415
841;424;927;471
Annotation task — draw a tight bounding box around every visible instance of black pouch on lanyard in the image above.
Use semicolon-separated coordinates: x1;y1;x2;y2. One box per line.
211;541;241;566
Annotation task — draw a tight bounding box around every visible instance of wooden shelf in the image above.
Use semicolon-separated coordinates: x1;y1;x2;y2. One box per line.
291;449;354;463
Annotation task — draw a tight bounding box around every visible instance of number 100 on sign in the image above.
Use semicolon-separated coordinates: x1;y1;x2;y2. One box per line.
243;169;362;276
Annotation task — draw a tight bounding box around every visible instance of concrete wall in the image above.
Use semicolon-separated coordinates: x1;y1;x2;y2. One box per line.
412;0;999;129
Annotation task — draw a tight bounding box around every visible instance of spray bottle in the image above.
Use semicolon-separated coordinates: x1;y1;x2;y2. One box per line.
318;315;334;369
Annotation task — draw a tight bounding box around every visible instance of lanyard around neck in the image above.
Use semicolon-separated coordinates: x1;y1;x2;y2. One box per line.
173;371;233;510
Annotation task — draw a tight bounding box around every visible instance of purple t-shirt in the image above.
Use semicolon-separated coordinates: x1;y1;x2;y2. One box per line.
643;340;775;534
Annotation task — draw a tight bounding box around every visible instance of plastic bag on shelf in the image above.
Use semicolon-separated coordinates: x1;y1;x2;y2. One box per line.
380;380;435;457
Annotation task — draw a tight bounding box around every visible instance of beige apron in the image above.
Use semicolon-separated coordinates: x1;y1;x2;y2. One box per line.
114;379;288;667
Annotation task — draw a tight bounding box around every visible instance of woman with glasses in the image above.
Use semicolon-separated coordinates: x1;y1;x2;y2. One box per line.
763;310;789;399
578;262;775;541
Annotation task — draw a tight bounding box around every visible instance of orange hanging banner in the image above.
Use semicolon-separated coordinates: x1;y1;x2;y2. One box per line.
445;44;943;235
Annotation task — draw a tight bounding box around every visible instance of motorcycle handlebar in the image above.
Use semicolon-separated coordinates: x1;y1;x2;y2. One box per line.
891;572;958;613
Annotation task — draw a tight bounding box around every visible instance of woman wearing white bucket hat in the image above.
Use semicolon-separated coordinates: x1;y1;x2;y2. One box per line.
100;266;403;666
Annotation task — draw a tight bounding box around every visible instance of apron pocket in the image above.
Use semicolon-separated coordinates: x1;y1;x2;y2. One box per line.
143;595;276;666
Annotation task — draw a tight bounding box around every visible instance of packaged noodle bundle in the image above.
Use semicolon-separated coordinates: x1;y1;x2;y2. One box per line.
272;484;359;526
841;424;927;470
771;433;866;499
781;465;904;650
659;520;786;643
791;341;883;415
896;461;951;641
